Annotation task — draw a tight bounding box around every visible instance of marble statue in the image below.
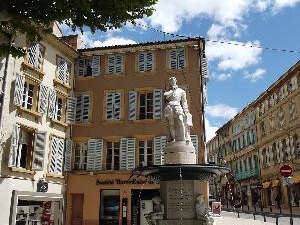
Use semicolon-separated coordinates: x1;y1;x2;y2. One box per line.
164;76;192;143
195;195;214;225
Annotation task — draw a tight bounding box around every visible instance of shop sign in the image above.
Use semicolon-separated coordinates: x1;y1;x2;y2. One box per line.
212;202;221;215
37;179;48;192
96;178;159;186
280;164;293;178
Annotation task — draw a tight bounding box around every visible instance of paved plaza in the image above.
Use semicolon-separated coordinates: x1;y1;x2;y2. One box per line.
214;211;300;225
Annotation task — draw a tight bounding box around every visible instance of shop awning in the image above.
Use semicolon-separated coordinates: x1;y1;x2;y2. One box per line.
263;182;270;189
272;180;280;187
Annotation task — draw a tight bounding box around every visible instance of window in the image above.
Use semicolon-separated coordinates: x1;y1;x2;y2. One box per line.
278;107;285;127
248;157;253;170
138;51;153;72
78;55;100;77
73;142;88;170
261;121;266;137
22;82;35;110
56;56;71;84
100;190;120;223
53;96;63;121
49;136;64;175
75;94;90;122
139;140;153;166
27;42;45;69
108;54;123;74
105;92;121;120
8;124;46;171
290;101;296;120
106;141;120;170
169;48;185;69
139;92;153;120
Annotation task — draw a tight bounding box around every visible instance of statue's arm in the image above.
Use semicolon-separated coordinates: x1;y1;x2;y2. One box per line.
181;91;189;114
164;90;173;99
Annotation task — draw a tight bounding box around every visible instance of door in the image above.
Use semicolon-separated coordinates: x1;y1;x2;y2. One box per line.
140;200;153;225
71;194;84;225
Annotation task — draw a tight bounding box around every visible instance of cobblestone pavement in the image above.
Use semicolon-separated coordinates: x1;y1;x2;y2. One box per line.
214;211;300;225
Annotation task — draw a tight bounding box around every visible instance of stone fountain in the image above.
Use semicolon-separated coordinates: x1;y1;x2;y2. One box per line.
132;77;229;225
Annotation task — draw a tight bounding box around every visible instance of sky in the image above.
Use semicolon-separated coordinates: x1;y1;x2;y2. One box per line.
60;0;300;141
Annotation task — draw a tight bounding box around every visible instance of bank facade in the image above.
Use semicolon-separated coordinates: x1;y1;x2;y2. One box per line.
65;38;207;225
207;61;300;209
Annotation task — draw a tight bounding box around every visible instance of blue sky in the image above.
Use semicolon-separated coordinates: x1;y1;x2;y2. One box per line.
60;0;300;141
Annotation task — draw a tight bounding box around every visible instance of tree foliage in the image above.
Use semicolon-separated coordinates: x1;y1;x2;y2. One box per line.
0;0;157;57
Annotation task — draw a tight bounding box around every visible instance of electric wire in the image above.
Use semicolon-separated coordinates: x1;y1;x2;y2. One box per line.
135;22;300;54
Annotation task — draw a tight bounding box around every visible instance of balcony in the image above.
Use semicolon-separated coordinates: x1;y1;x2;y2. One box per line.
235;168;259;181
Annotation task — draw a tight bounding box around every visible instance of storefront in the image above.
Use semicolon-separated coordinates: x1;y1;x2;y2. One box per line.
66;173;160;225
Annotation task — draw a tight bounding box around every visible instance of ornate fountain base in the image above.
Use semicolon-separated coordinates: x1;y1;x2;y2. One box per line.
164;141;196;164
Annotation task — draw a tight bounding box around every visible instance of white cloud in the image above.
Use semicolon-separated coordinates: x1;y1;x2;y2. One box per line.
273;0;300;10
244;68;266;82
206;104;239;119
210;72;232;81
206;40;262;71
205;118;219;141
92;37;136;47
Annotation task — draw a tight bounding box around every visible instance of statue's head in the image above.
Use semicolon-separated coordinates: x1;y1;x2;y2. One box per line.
152;196;162;204
169;76;177;86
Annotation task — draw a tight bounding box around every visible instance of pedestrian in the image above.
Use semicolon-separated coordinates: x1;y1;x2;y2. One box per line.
275;193;281;209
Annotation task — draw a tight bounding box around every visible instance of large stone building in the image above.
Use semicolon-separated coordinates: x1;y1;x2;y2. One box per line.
207;60;300;209
65;38;207;225
0;23;78;225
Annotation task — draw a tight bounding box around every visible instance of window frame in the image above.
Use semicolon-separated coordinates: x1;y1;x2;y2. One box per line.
56;55;71;85
138;139;154;167
26;42;45;70
138;91;154;120
106;141;121;170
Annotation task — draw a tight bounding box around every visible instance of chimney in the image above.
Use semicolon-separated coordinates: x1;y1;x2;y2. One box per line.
60;34;82;50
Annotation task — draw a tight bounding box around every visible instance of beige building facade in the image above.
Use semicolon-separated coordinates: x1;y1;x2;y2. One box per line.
0;24;78;225
207;60;300;209
65;38;207;225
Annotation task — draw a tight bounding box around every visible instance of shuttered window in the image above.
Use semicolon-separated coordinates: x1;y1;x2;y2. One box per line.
153;136;166;165
169;48;185;69
108;54;123;74
120;138;136;170
53;96;63;121
38;84;48;114
32;131;46;171
64;139;72;171
190;135;199;161
77;55;100;77
136;89;162;120
47;89;56;119
21;82;35;110
49;136;64;175
290;101;296;120
66;97;76;124
139;140;153;166
128;91;137;121
87;139;103;171
105;92;121;120
56;56;71;84
73;142;88;170
138;52;153;72
139;92;153;120
75;94;90;122
106;141;120;170
27;42;45;69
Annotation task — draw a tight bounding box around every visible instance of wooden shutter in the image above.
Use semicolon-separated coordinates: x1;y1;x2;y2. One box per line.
28;42;38;67
169;49;177;69
138;52;145;72
47;89;56;119
154;136;165;165
38;84;48;114
49;137;64;175
94;139;103;170
105;93;114;120
66;96;76;124
146;52;153;71
153;89;162;119
57;57;68;82
8;124;21;167
82;95;90;121
108;55;115;74
49;137;58;174
120;138;127;170
13;73;25;106
115;54;122;73
201;57;208;78
178;48;185;68
92;55;100;76
127;138;136;170
87;139;95;171
291;75;298;91
114;92;121;120
32;131;46;171
128;91;137;121
56;138;64;174
78;58;85;76
290;102;296;120
75;95;83;122
64;139;72;171
191;135;199;162
36;44;45;69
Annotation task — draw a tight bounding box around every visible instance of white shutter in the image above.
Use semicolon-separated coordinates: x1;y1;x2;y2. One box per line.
191;135;199;162
291;75;298;91
38;84;48;114
115;54;122;73
92;55;100;76
56;138;64;174
169;49;177;69
64;139;72;171
105;93;114;120
108;55;115;74
28;42;37;67
66;96;76;124
14;73;25;106
8;124;21;167
57;57;68;82
47;89;56;119
49;137;58;174
82;95;90;121
138;52;145;72
49;137;64;175
32;131;46;171
290;102;296;120
161;136;166;165
78;58;85;76
128;91;137;121
127;138;136;170
36;44;45;69
146;52;153;71
153;89;162;119
75;95;83;122
154;136;165;165
178;48;185;68
114;92;121;120
94;139;103;170
87;139;95;171
120;138;128;170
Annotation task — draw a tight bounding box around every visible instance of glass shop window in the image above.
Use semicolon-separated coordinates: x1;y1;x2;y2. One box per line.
100;190;120;225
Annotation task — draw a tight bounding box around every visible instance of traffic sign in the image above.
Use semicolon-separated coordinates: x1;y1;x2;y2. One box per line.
280;164;293;178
